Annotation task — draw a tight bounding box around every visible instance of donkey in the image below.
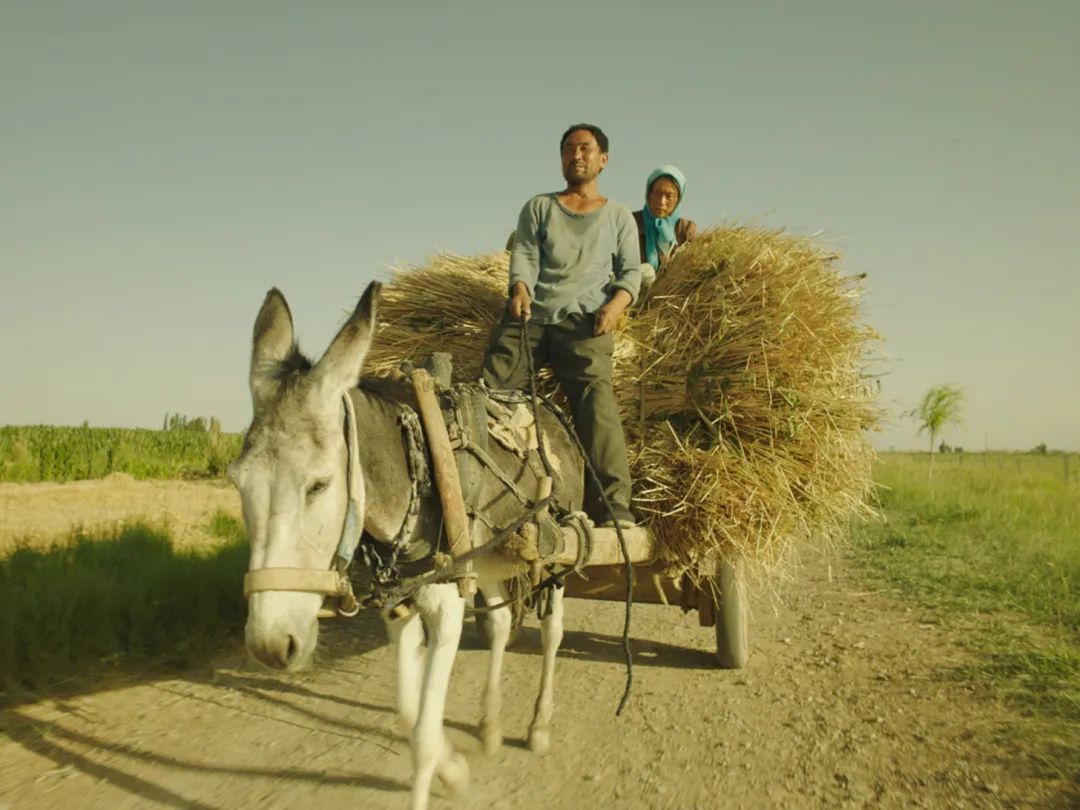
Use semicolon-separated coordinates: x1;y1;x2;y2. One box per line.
229;282;584;810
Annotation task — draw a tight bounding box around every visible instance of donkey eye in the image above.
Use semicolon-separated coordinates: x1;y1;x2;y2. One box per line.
306;478;330;499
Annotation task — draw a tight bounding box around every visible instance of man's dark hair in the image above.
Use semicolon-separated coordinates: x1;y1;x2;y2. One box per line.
560;123;609;154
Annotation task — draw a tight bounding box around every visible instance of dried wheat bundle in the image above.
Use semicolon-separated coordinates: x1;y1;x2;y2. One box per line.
366;226;880;580
365;252;509;382
618;226;880;576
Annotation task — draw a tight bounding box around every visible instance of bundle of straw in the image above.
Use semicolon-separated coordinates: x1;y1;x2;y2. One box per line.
619;227;880;574
366;226;880;579
364;252;508;382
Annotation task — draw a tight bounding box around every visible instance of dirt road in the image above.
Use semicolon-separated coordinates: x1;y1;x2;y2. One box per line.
0;480;1070;809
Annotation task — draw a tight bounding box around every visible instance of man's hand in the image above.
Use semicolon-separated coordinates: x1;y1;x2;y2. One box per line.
594;288;632;336
509;282;532;322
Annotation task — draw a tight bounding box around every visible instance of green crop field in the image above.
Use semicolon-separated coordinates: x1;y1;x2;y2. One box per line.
857;451;1080;783
0;424;242;482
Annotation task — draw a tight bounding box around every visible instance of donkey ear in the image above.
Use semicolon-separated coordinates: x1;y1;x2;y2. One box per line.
250;288;295;408
313;281;380;399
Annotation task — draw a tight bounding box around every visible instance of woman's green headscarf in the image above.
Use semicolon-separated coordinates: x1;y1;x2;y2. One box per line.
642;164;687;268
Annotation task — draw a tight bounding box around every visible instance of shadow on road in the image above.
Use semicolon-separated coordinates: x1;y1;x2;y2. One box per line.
462;625;717;670
4;710;407;809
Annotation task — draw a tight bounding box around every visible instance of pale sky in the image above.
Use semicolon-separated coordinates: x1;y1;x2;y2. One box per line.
3;1;1078;451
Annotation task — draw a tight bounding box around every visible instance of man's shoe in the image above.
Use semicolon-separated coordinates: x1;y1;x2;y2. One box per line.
599;505;637;529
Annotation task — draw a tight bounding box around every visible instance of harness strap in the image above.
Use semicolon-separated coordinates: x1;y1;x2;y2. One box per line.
457;438;532;504
356;402;431;589
563;510;595;574
243;568;348;597
411;368;477;598
390;408;429;549
243;393;364;618
333;391;364;567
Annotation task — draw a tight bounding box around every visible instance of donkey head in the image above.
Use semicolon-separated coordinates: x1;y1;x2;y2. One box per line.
229;282;380;670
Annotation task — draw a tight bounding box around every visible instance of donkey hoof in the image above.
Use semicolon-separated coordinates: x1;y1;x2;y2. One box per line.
528;727;550;755
480;722;503;755
437;750;470;795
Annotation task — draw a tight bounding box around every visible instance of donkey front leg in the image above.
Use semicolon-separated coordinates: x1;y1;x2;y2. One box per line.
410;583;469;810
528;583;564;754
384;607;424;734
476;579;512;754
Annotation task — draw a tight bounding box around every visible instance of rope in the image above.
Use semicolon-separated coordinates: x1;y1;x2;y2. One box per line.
464;574;551;617
518;320;558;485
517;317;635;717
459;439;533;504
563;511;594;576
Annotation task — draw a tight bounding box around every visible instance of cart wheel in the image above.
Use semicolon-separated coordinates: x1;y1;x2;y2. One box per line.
714;559;749;669
475;580;527;649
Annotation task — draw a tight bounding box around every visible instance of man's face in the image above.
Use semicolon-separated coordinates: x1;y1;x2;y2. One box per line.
561;130;608;184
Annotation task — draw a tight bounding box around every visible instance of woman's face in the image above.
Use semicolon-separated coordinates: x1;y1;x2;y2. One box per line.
647;176;681;218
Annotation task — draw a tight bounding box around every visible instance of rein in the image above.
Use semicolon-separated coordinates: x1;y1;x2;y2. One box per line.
519;316;636;716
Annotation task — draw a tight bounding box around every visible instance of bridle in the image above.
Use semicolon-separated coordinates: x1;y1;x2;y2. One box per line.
242;393;364;618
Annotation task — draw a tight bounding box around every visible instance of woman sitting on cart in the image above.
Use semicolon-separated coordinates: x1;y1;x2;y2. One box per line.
633;164;698;286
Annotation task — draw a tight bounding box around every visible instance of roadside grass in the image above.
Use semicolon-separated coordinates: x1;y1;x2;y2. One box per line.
856;452;1079;785
0;511;248;702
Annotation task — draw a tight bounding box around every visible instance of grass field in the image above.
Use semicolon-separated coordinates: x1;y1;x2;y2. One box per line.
856;451;1079;782
0;512;247;701
0;425;242;482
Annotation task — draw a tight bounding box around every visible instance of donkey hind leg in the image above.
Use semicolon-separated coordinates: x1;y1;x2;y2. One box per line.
476;578;512;754
385;606;424;734
410;583;469;810
528;583;565;755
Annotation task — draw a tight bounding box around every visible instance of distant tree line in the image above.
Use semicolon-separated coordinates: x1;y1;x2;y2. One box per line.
162;413;223;435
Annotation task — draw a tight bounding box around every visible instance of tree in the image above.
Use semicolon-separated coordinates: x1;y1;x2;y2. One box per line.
905;385;964;482
164;413;208;432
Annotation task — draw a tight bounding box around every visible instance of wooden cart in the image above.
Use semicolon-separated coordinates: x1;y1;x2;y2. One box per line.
475;523;749;669
411;358;749;670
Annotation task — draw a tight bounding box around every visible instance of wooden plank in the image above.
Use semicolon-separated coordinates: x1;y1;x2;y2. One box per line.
560;524;656;566
411;368;476;596
697;585;716;627
563;563;698;609
505;522;657;568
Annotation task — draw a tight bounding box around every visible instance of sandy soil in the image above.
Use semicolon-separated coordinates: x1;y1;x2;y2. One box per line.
0;474;241;552
0;480;1073;809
